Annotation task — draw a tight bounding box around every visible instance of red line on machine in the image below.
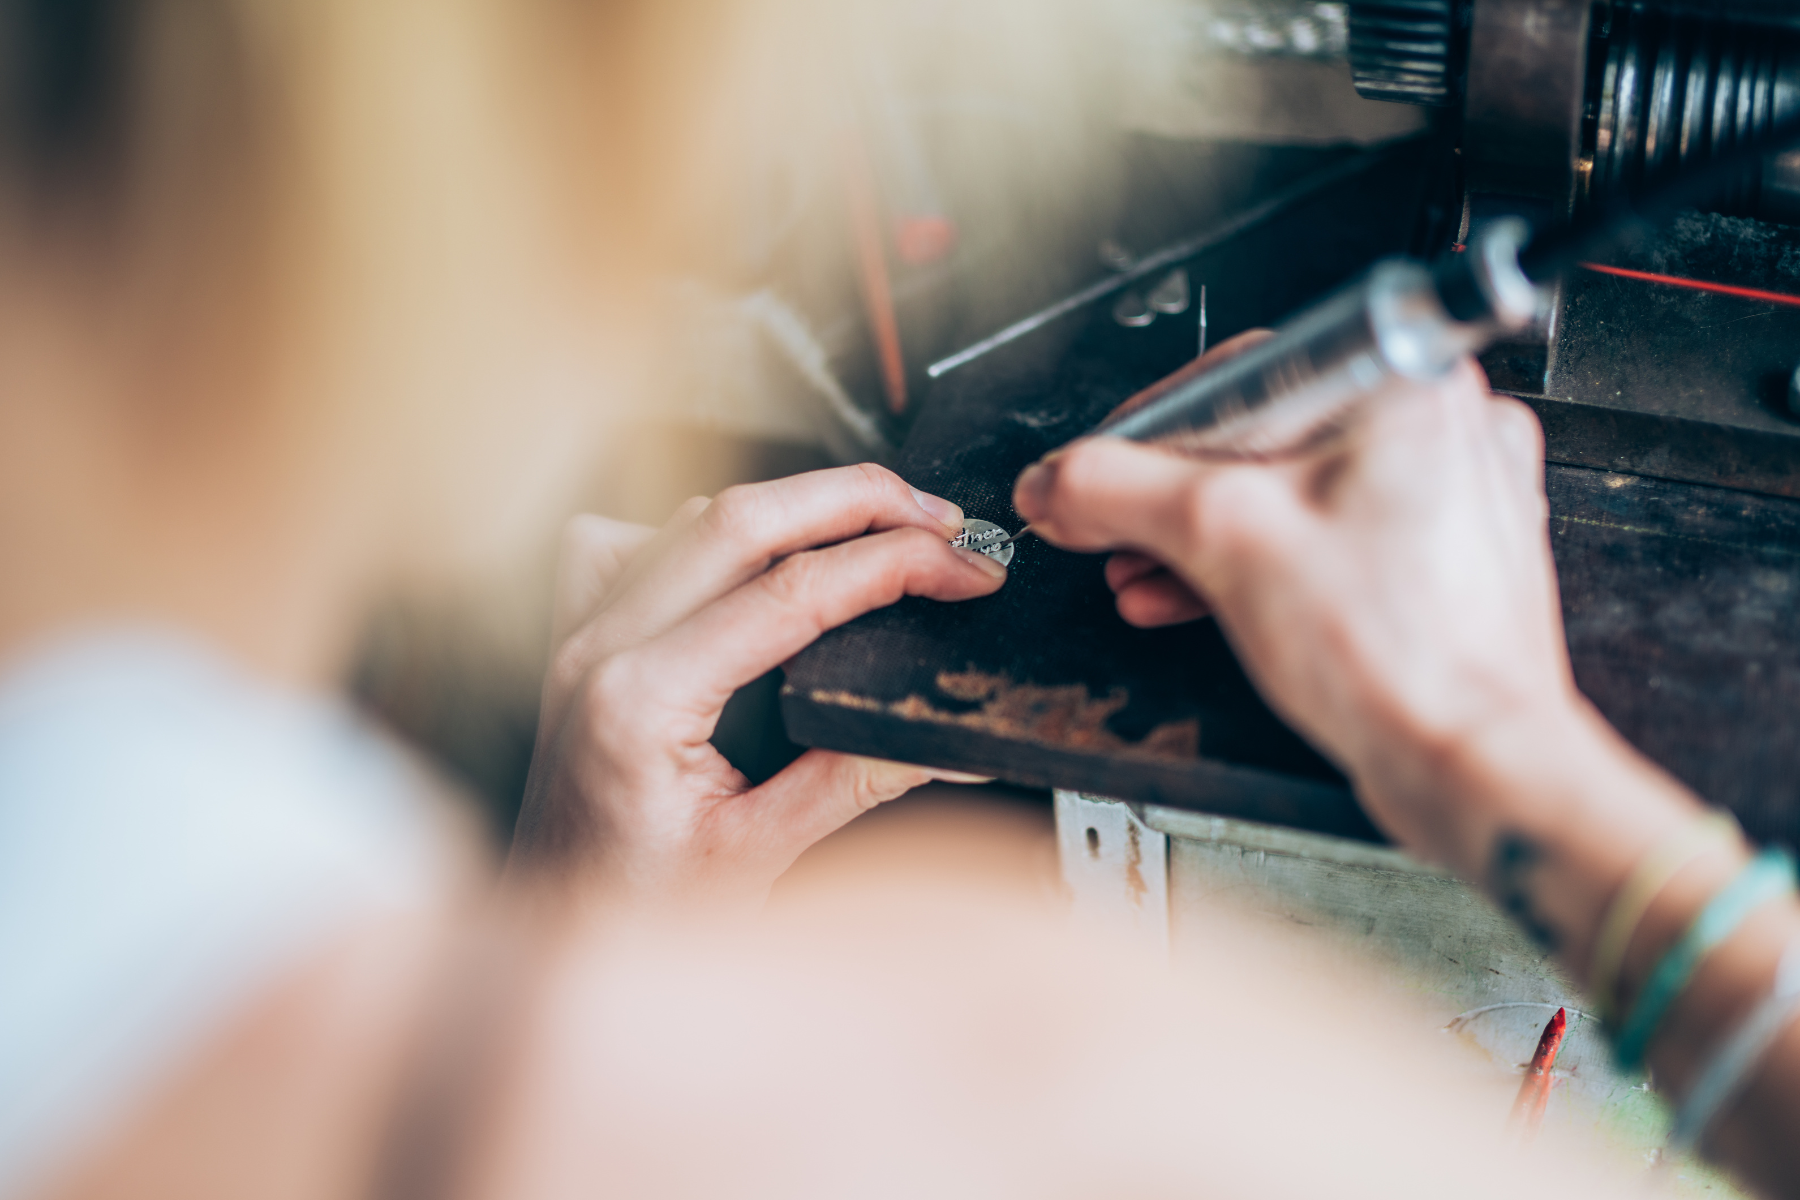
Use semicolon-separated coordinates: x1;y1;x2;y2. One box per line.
1579;262;1800;308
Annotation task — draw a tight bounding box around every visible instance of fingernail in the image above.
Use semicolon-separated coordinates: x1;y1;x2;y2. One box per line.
954;547;1008;581
1014;461;1052;520
930;770;997;784
911;487;964;533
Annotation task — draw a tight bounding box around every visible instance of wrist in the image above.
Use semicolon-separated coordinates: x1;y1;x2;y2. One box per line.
1360;695;1705;970
1369;695;1655;846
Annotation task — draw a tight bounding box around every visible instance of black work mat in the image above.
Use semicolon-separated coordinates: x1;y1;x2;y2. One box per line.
782;147;1800;848
1552;469;1800;849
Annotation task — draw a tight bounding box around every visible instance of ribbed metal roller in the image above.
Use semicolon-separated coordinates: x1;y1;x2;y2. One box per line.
1347;0;1457;105
1585;4;1800;222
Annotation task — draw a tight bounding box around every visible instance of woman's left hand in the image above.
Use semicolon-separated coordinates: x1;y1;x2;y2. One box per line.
511;465;1005;914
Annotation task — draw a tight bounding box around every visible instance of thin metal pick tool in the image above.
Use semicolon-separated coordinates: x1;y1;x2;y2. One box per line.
949;524;1033;550
998;525;1034;548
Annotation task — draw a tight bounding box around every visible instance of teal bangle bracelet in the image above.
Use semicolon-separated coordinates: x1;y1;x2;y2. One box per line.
1613;848;1798;1073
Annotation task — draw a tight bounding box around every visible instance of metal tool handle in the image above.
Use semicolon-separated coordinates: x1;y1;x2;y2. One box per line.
1091;219;1542;457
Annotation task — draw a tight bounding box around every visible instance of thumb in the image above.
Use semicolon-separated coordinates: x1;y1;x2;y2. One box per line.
726;750;937;869
1010;437;1223;559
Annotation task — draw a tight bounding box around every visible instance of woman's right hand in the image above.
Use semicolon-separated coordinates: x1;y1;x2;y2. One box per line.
1011;358;1649;873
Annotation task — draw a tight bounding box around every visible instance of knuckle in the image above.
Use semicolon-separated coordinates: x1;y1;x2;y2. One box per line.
558;515;613;574
1315;613;1361;671
560;512;642;570
759;555;838;640
701;484;764;542
544;640;595;706
1051;442;1108;502
1028;447;1104;528
849;772;889;813
1493;396;1545;454
581;663;652;762
561;512;607;549
762;550;829;609
846;759;915;813
1456;355;1494;392
586;651;648;724
1179;475;1215;531
846;461;910;517
847;460;898;495
888;524;942;553
1188;472;1261;559
876;528;941;581
672;495;712;524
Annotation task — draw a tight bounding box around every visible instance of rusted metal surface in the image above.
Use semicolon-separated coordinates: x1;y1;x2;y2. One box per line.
807;669;1199;760
1054;791;1169;952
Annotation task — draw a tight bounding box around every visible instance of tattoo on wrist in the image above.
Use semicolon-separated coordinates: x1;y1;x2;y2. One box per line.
1489;832;1561;952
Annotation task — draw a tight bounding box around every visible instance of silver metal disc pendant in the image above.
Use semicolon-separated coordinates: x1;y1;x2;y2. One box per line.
952;518;1015;567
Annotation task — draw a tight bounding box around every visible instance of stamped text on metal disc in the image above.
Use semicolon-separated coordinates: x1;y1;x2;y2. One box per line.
951;518;1015;568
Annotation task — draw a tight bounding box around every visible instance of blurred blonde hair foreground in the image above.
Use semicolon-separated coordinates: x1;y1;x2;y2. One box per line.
0;0;847;681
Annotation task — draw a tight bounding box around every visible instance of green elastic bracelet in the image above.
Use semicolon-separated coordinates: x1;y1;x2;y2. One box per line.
1613;848;1797;1072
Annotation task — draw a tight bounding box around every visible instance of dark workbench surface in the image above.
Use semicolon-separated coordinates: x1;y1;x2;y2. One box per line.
783;141;1800;848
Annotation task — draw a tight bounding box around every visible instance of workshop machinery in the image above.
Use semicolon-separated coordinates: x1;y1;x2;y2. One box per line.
776;2;1800;1175
788;0;1800;852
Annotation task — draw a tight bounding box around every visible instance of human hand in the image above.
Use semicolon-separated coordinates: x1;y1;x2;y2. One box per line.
1013;350;1745;1119
1081;331;1270;630
1012;356;1584;866
512;465;1005;913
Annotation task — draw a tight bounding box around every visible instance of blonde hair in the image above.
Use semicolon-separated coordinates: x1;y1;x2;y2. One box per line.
0;1;732;578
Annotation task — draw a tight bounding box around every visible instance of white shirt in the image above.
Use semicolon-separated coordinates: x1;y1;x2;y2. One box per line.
0;632;454;1197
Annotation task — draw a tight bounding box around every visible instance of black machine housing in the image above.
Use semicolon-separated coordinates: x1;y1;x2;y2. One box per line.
1351;0;1800;496
780;0;1800;849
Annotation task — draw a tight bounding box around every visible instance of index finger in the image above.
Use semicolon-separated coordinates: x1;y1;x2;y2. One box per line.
591;527;1005;747
575;464;966;658
1012;436;1307;584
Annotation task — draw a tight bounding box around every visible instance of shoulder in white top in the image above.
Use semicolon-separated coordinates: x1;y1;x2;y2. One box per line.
0;630;458;1198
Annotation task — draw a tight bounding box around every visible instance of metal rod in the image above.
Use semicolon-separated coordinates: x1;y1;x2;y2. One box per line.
924;139;1425;380
1086;219;1542;457
840;127;909;414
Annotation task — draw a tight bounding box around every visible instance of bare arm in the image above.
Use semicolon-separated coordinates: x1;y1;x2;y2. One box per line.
39;449;1697;1200
1013;349;1800;1196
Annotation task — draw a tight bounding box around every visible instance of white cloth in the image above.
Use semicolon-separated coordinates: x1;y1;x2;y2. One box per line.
0;631;452;1198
